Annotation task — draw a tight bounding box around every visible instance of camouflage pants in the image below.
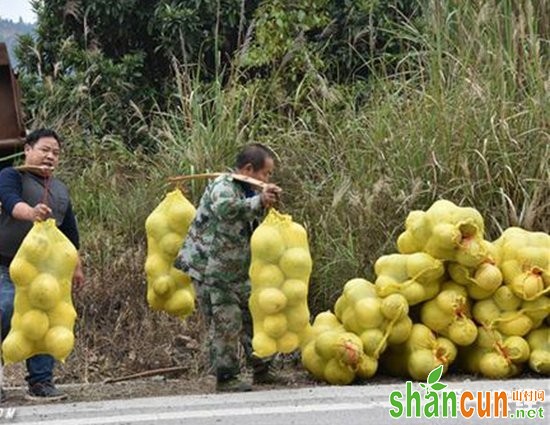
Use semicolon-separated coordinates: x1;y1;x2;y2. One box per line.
195;279;265;380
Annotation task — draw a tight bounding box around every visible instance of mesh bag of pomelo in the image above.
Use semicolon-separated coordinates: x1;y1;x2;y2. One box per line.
527;327;550;375
301;311;375;384
2;219;78;364
381;324;457;380
249;209;312;357
144;189;196;319
447;241;503;300
374;253;444;305
334;278;412;374
472;286;550;337
493;227;550;301
397;199;490;267
458;327;529;378
420;281;478;346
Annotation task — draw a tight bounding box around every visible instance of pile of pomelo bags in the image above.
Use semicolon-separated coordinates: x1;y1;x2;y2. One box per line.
251;199;549;383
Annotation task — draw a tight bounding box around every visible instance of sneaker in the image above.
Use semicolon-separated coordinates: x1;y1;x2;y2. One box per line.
25;381;67;401
216;377;252;393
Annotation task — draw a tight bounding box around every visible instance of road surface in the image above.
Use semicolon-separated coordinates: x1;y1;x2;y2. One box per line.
3;378;548;424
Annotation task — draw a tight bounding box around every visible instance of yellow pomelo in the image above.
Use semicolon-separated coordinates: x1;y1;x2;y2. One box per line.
474;263;502;292
251;226;285;263
258;288;287;314
334;296;347;319
324;358;355;385
47;243;78;277
467;283;493;300
493;286;521;311
44;326;74;360
313;311;341;329
164;289;194;316
48;302;77;327
166;194;195;233
10;312;22;329
277;332;299;353
341;308;360;335
263;313;288;339
512;273;543;300
448;319;478;346
503;336;530;363
21;309;50;341
250;264;285;288
279;248;312;279
28;274;61;311
479;352;510;378
336;334;363;366
147;289;165;310
253;332;277;358
380;293;409;320
171;267;192;284
2;331;33;363
21;232;51;264
360;328;386;356
406;253;444;281
397;231;420;254
529;350;550;374
354;297;383;329
282;222;308;248
315;332;337;360
159;232;183;258
497;312;532;336
408;349;439;380
281;279;307;305
145;212;170;242
356;355;378;379
421;301;451;332
401;282;427;305
152;275;175;297
145;254;169;277
387;316;413;345
9;257;39;286
301;343;325;379
406;211;430;240
286;305;310;332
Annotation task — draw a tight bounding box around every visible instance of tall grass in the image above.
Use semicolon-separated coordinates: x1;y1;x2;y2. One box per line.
7;0;547;383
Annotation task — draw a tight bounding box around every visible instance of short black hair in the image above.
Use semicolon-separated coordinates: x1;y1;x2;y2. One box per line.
235;143;275;171
25;128;62;147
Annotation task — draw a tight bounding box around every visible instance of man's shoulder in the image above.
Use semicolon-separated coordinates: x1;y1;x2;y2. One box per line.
210;174;240;193
0;167;20;183
0;167;18;177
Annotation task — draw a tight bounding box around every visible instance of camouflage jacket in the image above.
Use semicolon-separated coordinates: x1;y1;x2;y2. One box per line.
175;174;265;285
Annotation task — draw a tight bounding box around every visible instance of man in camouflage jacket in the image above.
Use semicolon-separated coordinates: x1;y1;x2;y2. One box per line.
175;144;281;392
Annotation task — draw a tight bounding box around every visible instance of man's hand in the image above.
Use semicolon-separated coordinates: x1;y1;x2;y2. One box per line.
72;257;85;292
260;184;282;208
32;203;52;221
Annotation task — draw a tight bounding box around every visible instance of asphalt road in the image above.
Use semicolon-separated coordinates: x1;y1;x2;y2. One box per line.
4;378;549;425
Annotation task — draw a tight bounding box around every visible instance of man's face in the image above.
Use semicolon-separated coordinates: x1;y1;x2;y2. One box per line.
242;157;275;183
24;137;61;170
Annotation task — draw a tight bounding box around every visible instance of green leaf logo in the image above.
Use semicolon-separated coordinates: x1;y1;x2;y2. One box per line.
423;365;447;393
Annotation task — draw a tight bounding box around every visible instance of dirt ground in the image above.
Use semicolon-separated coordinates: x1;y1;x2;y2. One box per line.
2;359;547;407
1;360;323;406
